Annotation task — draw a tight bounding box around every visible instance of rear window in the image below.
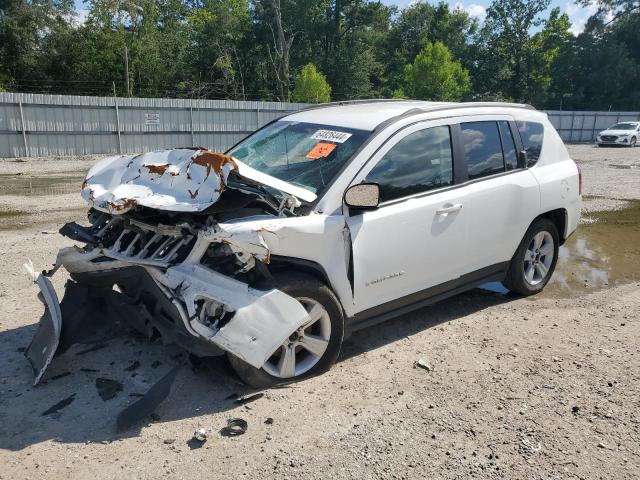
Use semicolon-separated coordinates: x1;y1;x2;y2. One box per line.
516;121;544;165
461;121;505;180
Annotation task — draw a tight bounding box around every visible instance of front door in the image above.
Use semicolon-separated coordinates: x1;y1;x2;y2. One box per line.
345;121;469;314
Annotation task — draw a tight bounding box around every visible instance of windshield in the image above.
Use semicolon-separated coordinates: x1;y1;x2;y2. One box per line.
228;121;371;195
608;123;638;130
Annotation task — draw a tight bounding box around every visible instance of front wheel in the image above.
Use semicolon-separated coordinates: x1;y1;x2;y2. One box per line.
228;272;344;388
630;136;637;147
502;218;559;296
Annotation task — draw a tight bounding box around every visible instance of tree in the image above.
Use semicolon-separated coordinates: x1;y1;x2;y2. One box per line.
473;0;550;102
529;7;574;106
577;0;639;24
0;0;76;91
291;64;331;103
383;1;476;96
399;41;471;101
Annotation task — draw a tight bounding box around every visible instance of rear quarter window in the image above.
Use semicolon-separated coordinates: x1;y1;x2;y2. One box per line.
516;121;544;165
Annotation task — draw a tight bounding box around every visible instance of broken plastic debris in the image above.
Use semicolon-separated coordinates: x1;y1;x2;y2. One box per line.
415;359;432;371
95;378;123;401
41;393;76;416
220;418;248;437
193;428;208;442
233;392;264;405
116;365;181;432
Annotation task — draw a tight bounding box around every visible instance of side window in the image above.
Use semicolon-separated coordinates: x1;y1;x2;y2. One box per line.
461;121;505;180
516;121;544;165
499;121;518;171
365;126;453;203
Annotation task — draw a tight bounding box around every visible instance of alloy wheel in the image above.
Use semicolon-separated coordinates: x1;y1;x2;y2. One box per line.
262;297;331;378
523;231;554;286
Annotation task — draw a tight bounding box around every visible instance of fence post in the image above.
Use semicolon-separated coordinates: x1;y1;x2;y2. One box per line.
591;113;598;142
569;111;575;143
256;105;260;129
113;88;122;154
18;100;29;157
190;104;195;147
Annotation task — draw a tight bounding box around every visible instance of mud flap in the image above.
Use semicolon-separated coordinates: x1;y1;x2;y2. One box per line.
24;273;63;386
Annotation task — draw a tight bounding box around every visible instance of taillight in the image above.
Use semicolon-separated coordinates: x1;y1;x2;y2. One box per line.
573;159;582;196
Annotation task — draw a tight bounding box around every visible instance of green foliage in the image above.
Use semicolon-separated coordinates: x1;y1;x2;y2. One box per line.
473;0;551;102
402;42;471;101
383;2;476;96
291;64;331;103
0;0;638;108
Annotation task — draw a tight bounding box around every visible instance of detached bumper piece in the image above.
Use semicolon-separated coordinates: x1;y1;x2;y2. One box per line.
24;273;143;386
25;273;62;385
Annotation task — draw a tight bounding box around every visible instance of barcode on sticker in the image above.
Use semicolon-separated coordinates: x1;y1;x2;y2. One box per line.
311;129;352;143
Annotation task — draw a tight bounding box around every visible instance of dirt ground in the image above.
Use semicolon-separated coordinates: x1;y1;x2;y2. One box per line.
0;144;639;480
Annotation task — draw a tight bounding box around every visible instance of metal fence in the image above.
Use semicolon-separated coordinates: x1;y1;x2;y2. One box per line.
545;110;640;143
1;93;639;157
0;93;307;158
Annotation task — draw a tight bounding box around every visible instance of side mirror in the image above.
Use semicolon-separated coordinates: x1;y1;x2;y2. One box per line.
344;183;380;211
518;150;528;168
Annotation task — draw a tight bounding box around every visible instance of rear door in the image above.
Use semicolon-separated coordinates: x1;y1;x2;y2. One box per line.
345;120;469;314
454;116;540;272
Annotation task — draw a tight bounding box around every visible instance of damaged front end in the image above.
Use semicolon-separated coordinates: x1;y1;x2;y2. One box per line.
24;148;318;386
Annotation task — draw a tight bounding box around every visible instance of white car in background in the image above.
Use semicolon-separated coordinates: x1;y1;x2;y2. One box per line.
25;100;581;390
596;121;640;147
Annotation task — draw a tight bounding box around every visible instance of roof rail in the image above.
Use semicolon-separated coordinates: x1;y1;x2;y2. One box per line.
296;99;535;114
298;98;420;112
371;101;537;132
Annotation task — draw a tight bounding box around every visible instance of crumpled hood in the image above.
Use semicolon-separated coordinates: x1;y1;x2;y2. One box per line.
81;148;316;214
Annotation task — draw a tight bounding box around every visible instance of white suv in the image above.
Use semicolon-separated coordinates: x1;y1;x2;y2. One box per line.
26;101;581;388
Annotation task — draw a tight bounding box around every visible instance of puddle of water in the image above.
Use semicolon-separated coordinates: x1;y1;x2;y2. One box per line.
479;201;640;299
0;209;29;219
544;201;640;298
0;172;85;196
609;164;639;169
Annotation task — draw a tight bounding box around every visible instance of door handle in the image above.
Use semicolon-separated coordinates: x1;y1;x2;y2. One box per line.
436;203;463;215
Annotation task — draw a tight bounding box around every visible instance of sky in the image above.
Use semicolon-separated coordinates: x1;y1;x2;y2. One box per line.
381;0;600;35
73;0;601;36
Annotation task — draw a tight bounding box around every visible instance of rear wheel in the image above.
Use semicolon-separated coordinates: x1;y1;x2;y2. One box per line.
502;218;559;296
227;272;344;388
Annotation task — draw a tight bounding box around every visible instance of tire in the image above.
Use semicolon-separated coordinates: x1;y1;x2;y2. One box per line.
502;218;559;296
227;272;345;388
631;136;637;147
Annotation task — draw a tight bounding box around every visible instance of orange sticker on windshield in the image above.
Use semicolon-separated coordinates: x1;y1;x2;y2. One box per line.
306;142;337;159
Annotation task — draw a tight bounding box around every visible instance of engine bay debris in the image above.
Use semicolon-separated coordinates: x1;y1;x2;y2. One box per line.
22;147;332;431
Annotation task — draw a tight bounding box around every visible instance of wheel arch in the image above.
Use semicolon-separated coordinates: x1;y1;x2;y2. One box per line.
535;208;567;245
268;255;332;287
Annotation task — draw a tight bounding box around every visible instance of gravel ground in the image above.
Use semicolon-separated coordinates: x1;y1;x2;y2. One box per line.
570;144;640;214
0;145;639;480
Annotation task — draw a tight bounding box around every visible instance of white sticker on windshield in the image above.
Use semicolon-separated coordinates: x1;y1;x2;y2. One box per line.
311;129;352;143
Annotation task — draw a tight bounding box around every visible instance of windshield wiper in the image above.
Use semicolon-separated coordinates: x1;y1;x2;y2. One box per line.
227;175;289;214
